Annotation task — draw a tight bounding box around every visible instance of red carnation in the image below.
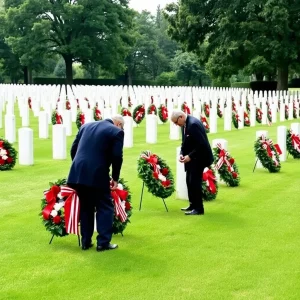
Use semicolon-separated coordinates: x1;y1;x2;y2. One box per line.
153;172;159;179
229;158;235;165
6;157;13;163
53;215;61;224
125;201;131;210
232;172;238;179
162;180;171;187
161;168;169;176
51;185;60;194
0;159;5;165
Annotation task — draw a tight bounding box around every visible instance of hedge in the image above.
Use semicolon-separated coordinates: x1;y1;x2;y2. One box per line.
231;82;251;88
250;81;277;91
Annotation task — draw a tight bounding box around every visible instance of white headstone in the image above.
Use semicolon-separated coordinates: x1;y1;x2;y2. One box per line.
146;114;157;144
5;114;16;143
21;104;30;127
0;110;2;129
169;121;180;140
250;105;256;127
291;123;300;135
39;111;49;139
277;126;287;162
62;110;72;136
84;109;94;123
103;108;112;119
123;116;133;148
18;128;34;165
238;107;244;129
176;147;188;200
52;125;66;159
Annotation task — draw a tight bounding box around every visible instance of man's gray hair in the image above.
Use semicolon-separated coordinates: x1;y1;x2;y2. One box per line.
111;114;125;126
171;110;186;119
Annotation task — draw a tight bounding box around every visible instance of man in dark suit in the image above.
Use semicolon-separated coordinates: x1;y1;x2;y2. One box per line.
171;110;213;215
67;115;124;251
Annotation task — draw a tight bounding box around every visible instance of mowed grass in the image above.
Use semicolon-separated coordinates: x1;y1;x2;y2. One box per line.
1;110;300;300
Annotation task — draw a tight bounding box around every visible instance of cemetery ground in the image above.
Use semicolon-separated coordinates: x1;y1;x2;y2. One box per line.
1;112;300;300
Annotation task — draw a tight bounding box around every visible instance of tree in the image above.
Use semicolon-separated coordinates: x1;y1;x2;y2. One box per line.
4;0;134;85
171;51;204;86
165;0;300;90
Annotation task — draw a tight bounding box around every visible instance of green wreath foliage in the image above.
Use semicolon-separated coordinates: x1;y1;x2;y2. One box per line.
147;104;157;115
213;147;240;187
0;138;18;171
217;104;223;118
133;105;145;124
158;104;168;123
244;112;250;127
121;107;132;117
40;178;68;237
137;150;175;199
51;110;63;125
286;130;300;159
76;110;85;129
293;105;297;119
256;108;262;123
202;167;218;201
232;112;239;129
285;105;289;120
254;136;281;173
267;109;272;123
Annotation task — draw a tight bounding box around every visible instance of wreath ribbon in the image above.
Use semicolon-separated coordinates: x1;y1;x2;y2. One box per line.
203;169;216;194
141;151;159;173
291;134;300;151
162;108;168;120
56;114;62;124
215;144;233;172
42;186;60;220
80;114;85;125
111;188;128;223
60;186;80;235
183;103;191;114
260;136;280;166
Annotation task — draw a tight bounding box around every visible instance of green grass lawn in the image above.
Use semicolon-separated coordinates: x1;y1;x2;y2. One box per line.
1;111;300;300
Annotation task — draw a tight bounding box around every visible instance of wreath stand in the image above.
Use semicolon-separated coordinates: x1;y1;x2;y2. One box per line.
139;181;169;212
253;158;259;172
49;233;81;246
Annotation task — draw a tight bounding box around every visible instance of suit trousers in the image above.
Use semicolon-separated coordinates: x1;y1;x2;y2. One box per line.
68;184;114;247
186;166;205;213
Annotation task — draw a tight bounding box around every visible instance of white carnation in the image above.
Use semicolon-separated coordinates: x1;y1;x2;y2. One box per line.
158;173;166;182
0;149;7;155
117;183;123;190
50;210;58;217
53;203;62;211
2;155;8;160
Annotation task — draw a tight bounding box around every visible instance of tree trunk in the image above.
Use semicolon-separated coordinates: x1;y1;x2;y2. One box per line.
28;67;32;84
23;66;28;84
277;64;289;90
124;69;132;85
64;56;73;85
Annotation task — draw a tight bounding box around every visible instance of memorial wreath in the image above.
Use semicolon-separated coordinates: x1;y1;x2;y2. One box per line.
137;150;175;199
147;104;157;115
40;178;132;238
203;103;210;117
201;116;210;133
93;107;102;121
76;110;85;129
217;104;223;118
213;144;240;187
244;111;250;127
256;108;262;123
158;104;168;123
286;130;300;159
254;136;281;173
51;110;63;125
232;111;240;129
202;167;218;201
181;101;191;114
133;105;145;124
0;138;17;171
285;105;289;120
121;107;132;117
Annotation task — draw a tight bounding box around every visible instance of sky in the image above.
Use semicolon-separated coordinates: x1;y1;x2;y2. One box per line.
129;0;175;14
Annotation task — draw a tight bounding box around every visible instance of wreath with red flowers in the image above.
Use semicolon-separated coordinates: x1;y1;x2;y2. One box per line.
128;97;133;108
181;101;191;114
217;104;223;118
66;100;71;110
147;104;157;115
203;102;210;117
28;97;32;109
246;99;250;113
293;104;297;119
40;178;133;238
232;111;240;129
244;111;250;127
121;107;132;117
202;167;218;201
137;150;175;199
133;105;145;124
0;138;17;171
285;105;289;120
254;136;281;173
232;100;237;112
213;145;240;187
267;108;272;123
93;107;102;121
158;104;168;123
256;108;262;123
201;116;210;133
51;110;63;125
286;130;300;159
76;110;85;129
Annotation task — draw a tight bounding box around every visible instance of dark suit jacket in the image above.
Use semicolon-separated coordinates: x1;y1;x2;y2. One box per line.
67;119;124;189
181;115;213;171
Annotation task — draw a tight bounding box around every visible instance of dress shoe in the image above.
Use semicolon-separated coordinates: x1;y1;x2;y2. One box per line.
96;243;118;252
185;209;204;215
82;243;93;250
181;206;193;211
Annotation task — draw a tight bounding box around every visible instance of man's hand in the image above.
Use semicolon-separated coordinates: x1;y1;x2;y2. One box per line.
110;180;118;191
180;155;191;163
